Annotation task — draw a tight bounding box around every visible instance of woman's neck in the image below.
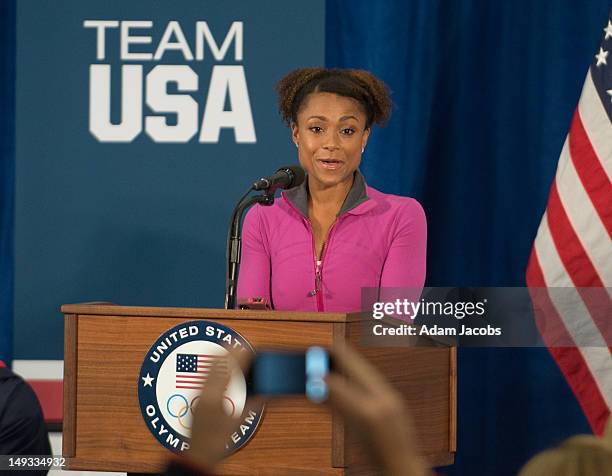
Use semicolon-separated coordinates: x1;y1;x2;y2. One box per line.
307;174;355;215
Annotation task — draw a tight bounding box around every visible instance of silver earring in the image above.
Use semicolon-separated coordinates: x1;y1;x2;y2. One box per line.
361;147;365;153
295;143;299;148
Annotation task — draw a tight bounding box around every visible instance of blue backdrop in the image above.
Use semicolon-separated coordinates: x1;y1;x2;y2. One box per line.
326;0;609;474
12;0;324;360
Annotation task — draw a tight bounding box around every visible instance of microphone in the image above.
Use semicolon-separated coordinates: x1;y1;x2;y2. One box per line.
225;165;305;309
252;165;305;192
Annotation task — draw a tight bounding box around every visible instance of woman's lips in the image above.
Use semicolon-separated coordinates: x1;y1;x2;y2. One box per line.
317;159;344;170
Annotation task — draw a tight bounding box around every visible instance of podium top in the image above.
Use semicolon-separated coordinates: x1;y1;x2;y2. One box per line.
60;303;365;323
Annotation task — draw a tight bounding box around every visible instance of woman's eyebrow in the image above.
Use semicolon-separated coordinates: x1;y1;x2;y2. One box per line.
307;115;360;121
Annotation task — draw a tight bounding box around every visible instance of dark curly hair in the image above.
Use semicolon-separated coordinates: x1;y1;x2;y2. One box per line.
276;68;392;129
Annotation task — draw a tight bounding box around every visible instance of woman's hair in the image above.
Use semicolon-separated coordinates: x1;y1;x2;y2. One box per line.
276;68;392;129
519;420;612;476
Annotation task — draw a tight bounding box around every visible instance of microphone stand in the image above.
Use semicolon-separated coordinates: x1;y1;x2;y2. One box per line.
224;188;275;310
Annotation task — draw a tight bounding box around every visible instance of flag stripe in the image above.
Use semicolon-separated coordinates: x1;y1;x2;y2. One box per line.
578;71;612;181
546;182;603;287
526;250;611;434
555;139;612;286
551;346;611;434
533;216;612;410
10;360;64;424
534;214;607;346
175;353;228;390
569;110;612;237
545;182;611;343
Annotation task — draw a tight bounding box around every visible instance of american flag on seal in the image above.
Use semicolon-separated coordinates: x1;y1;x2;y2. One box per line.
175;353;228;390
526;10;612;435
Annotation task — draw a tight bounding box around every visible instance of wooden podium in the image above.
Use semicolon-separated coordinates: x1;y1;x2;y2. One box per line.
61;304;455;475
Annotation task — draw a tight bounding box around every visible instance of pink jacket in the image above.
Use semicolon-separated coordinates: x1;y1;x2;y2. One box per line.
237;171;427;312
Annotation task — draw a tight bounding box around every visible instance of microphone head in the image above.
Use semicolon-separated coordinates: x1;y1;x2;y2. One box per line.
278;165;305;189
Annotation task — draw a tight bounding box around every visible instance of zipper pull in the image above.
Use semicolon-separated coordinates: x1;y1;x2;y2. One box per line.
309;262;322;296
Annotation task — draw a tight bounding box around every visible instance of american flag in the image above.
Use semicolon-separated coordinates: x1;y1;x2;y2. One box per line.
175;353;227;390
526;12;612;435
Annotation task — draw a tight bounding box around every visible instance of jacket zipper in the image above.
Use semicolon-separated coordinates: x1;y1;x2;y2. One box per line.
309;218;340;312
282;194;342;312
310;231;322;304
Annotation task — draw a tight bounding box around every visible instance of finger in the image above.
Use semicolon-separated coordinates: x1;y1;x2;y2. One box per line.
325;373;371;420
226;346;252;374
329;344;389;391
200;357;231;403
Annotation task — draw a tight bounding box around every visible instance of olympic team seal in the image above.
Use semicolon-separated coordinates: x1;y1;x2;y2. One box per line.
138;320;264;453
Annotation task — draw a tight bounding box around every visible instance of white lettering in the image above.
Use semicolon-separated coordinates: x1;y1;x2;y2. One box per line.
89;64;142;142
145;65;198;143
199;66;256;143
166;433;180;448
195;21;243;61
154;21;194;61
244;410;256;425
83;20;119;61
121;21;153;61
156;340;169;354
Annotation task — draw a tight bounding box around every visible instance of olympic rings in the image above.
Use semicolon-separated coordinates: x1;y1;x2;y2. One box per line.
190;396;200;415
166;394;189;418
223;396;236;416
176;404;191;430
167;393;237;427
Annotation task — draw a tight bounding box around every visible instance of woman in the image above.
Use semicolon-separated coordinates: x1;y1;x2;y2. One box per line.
237;68;427;312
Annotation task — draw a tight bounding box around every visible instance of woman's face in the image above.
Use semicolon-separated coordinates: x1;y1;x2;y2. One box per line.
292;92;370;189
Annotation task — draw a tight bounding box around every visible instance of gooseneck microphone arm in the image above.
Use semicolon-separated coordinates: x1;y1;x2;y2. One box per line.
224;190;273;310
224;165;305;310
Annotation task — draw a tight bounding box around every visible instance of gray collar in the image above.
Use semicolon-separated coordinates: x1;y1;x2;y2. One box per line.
283;170;370;218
